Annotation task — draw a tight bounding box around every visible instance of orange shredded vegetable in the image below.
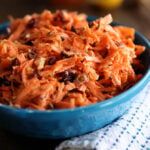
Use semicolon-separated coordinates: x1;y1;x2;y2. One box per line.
0;10;145;110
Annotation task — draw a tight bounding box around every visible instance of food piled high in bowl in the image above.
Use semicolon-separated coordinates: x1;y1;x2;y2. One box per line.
0;10;149;139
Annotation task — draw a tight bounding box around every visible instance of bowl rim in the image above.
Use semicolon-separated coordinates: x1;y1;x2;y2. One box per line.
0;18;150;114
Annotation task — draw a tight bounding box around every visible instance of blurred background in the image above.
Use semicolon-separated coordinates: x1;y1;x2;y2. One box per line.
0;0;149;38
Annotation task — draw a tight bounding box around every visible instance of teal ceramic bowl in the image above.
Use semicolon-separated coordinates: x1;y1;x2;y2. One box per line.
0;17;150;139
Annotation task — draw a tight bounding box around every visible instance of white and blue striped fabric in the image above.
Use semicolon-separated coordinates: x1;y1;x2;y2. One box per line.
56;82;150;150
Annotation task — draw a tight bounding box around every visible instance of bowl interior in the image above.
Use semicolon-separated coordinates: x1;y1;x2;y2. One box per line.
134;32;150;73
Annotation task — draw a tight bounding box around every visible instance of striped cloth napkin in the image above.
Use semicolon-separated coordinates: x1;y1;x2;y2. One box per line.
56;82;150;150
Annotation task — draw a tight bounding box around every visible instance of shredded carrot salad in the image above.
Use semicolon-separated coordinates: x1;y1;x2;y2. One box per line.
0;10;145;110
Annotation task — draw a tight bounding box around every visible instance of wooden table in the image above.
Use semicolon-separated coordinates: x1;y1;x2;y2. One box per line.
0;129;61;150
0;1;149;150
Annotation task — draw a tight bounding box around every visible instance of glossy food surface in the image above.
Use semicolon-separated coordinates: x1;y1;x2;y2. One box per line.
0;10;147;111
0;13;149;139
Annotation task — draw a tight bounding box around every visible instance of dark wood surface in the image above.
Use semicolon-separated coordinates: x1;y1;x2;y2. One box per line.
0;129;62;150
0;0;150;38
0;1;149;150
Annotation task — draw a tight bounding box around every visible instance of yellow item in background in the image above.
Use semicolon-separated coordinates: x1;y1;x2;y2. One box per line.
87;0;123;9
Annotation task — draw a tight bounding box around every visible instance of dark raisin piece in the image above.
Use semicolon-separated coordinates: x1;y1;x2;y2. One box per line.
27;51;37;59
90;42;96;47
12;79;20;88
0;77;3;86
71;26;76;33
61;36;65;41
26;18;36;28
53;17;58;22
88;22;94;28
48;56;57;65
59;71;77;83
61;51;70;58
53;15;62;22
100;49;108;58
0;91;2;97
11;58;20;66
35;72;42;80
53;12;68;23
25;41;33;46
28;73;35;79
3;77;11;86
69;88;82;93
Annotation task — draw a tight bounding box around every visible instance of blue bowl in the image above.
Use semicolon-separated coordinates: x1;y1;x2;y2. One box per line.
0;17;150;139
